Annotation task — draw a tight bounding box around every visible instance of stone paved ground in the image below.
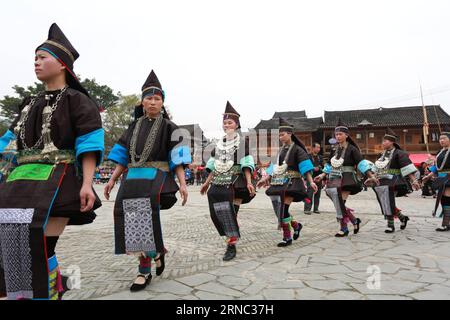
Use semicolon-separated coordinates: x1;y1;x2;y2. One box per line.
57;184;450;300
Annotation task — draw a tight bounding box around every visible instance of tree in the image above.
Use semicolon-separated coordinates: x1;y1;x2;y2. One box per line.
80;78;119;111
0;82;45;125
0;78;118;126
102;94;140;153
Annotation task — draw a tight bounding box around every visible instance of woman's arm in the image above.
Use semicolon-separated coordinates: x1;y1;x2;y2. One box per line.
175;165;188;206
80;152;97;212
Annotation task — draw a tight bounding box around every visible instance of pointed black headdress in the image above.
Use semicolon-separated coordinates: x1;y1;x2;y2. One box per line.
384;127;402;149
134;69;169;120
36;23;92;99
278;118;307;153
334;118;359;150
223;101;241;129
441;125;450;138
141;70;165;101
334;117;349;134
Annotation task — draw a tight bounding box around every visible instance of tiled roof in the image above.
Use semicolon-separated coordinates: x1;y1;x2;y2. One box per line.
254;117;323;132
320;105;450;128
272;111;307;119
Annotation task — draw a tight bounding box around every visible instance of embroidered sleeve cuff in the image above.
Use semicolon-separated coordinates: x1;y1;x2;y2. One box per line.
206;157;216;173
169;145;192;171
400;163;417;177
429;165;438;174
0;130;16;153
266;163;274;176
75;128;105;167
357;159;374;175
299;159;314;177
240;155;255;173
108;143;128;167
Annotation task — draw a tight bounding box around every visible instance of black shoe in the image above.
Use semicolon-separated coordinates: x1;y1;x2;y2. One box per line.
304;211;312;215
335;230;349;237
436;226;450;232
58;275;71;300
314;210;320;214
130;274;152;292
400;216;409;230
353;218;361;234
293;223;303;240
223;245;237;261
385;226;395;233
277;239;293;247
155;254;165;276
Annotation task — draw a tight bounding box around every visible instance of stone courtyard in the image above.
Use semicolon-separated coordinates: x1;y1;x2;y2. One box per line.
57;185;450;300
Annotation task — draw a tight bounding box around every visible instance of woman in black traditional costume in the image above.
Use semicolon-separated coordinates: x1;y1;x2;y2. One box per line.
422;129;450;232
200;101;256;261
367;128;420;233
105;70;191;292
0;23;104;300
315;119;375;237
257;118;318;247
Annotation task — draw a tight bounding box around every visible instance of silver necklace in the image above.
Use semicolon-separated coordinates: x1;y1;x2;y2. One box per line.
129;114;163;168
214;134;240;173
436;148;450;171
331;144;347;169
273;143;294;175
14;86;67;151
375;148;395;171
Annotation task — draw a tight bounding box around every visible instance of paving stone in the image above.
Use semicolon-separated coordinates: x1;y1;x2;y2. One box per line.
305;280;351;291
195;282;244;297
262;289;295;300
218;275;251;287
149;280;193;295
177;273;217;287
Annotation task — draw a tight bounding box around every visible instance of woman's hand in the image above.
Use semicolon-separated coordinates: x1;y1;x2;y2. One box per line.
200;183;210;195
410;179;421;191
314;174;325;184
364;176;380;187
256;177;270;188
104;179;115;200
309;181;319;194
80;184;96;213
247;183;256;196
179;184;188;206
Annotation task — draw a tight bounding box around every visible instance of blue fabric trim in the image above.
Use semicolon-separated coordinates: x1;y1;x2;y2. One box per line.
299;159;314;177
240;155;255;173
206;157;215;172
266;163;274;176
169;145;192;171
0;130;16;153
430;165;438;174
127;168;157;180
357;159;373;175
108;143;128;167
323;163;332;174
38;48;61;61
75;128;104;167
438;172;448;178
48;255;58;272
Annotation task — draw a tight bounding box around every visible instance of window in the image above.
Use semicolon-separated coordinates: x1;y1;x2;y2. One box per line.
431;132;439;142
369;132;375;138
405;135;413;144
356;133;362;140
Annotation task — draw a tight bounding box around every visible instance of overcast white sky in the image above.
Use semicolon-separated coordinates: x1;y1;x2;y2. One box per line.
1;0;450;137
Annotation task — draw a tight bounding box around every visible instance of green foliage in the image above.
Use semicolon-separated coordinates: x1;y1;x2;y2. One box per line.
103;94;140;152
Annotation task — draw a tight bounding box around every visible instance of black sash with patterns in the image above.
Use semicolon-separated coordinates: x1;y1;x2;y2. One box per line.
207;185;240;238
114;168;167;255
0;163;67;300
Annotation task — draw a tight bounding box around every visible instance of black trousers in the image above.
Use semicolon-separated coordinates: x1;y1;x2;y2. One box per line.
304;182;322;212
